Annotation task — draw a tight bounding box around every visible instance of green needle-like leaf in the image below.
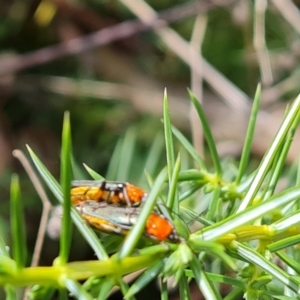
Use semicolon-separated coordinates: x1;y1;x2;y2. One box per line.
106;138;123;180
268;234;300;252
206;187;220;221
125;261;164;299
59;111;72;264
166;153;180;212
143;133;164;180
27;145;108;260
171;125;206;170
179;275;191;300
119;167;167;258
160;279;169;300
63;278;93;300
163;89;175;183
83;163;105;180
96;277;115;300
118;280;134;300
4;285;17;300
116;127;137;181
190;254;222;300
232;241;300;294
10;174;26;269
192;185;300;241
236;83;261;184
188;89;222;176
237;93;300;212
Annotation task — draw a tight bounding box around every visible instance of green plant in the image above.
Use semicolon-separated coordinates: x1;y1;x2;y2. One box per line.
2;87;300;299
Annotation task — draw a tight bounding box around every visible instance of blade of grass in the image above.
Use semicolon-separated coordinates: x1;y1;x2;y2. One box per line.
235;83;261;184
267;234;300;252
206;187;221;221
116;127;137;181
143;133;164;179
10;174;26;269
4;285;17;300
178;183;202;202
180;206;213;226
272;210;300;234
163;89;175;183
106;138;123;180
125;261;164;299
188;89;222;176
263;109;300;200
190;254;222;300
223;287;244;300
260;149;281;201
58;112;72;265
179;275;191;300
58;289;68;300
275;251;300;274
188;90;222;176
166;153;180;213
145;169;175;221
144;170;174;221
118;280;135;300
171;125;206;170
237;94;300;212
232;241;300;294
27;145;108;260
295;156;300;211
188;241;235;270
179;145;191;171
63;278;92;300
119;167;168;258
27;146;61;198
24;284;55;300
83;163;104;180
160;279;169;300
97;277;115;300
185;270;246;288
192;185;300;241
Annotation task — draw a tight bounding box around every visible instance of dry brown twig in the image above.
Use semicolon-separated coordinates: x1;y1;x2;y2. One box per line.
5;0;300;160
0;0;236;77
118;0;300;163
262;72;300;105
12;150;53;267
271;0;300;34
12;150;53;299
119;0;251;112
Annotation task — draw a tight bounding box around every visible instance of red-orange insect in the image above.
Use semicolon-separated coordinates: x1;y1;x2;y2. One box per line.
76;200;180;243
71;180;147;207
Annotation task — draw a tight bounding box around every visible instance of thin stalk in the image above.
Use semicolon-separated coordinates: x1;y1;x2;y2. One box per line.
237;94;300;212
236;83;261;184
58;111;72;265
10;174;26;269
188;90;222;176
163;90;175;184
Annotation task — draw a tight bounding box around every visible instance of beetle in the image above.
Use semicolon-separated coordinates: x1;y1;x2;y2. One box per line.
71;180;148;207
76;200;180;243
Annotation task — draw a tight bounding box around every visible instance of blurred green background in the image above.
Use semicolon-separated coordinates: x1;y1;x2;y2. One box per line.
1;0;300;298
